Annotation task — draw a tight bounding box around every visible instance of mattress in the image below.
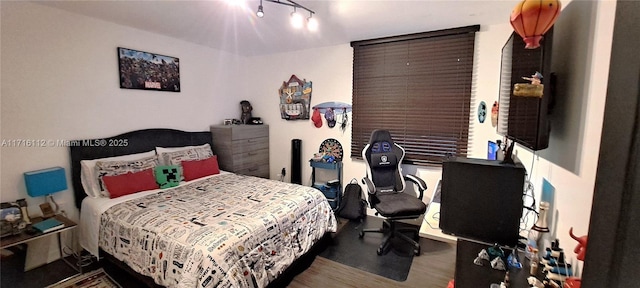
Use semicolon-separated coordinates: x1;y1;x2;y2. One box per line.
80;172;336;287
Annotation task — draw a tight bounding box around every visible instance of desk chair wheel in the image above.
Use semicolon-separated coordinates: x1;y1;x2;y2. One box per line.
414;246;420;256
358;230;365;238
377;247;384;255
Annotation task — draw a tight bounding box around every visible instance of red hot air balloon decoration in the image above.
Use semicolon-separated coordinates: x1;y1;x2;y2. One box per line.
510;0;561;49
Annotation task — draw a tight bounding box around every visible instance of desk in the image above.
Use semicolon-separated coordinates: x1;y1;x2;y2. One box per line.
419;202;457;243
0;214;80;273
419;180;457;244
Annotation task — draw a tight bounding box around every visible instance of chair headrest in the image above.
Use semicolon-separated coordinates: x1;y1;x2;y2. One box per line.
369;130;394;146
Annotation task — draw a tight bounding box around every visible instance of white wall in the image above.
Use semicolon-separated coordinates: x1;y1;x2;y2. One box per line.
0;2;244;221
243;44;355;186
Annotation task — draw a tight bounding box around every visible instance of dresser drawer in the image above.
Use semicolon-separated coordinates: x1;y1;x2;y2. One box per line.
230;125;268;140
233;149;269;169
231;137;268;155
235;163;270;178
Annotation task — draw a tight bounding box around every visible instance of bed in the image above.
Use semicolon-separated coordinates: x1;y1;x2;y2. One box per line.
70;128;337;288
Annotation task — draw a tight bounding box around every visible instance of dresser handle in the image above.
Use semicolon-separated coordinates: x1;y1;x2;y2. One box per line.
248;152;257;156
248;167;258;171
247;139;256;143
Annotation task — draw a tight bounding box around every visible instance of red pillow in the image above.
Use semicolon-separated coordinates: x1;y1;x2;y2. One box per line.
181;156;220;181
102;169;159;198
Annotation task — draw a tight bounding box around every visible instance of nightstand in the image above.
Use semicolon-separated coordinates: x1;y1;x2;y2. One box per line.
1;214;80;273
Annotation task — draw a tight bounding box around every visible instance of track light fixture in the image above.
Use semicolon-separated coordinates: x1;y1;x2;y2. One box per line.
256;2;264;18
307;14;318;31
290;8;303;29
257;0;318;31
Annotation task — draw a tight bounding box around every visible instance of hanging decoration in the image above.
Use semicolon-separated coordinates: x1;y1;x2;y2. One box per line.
279;75;312;120
311;101;352;130
510;0;561;49
324;108;336;128
339;107;349;133
477;101;487;123
491;101;499;127
311;108;322;128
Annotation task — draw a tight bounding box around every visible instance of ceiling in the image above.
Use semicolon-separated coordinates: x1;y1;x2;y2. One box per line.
35;0;517;57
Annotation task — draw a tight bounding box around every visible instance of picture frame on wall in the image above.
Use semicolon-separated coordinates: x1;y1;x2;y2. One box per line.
118;47;180;92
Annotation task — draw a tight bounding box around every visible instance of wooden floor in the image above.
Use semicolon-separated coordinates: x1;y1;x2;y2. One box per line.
287;221;457;288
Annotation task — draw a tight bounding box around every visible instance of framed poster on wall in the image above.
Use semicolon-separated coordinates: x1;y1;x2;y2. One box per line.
118;47;180;92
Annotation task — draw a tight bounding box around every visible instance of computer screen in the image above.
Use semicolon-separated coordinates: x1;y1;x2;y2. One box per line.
487;141;499;160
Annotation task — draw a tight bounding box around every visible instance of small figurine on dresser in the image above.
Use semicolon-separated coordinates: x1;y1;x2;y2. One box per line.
240;100;253;124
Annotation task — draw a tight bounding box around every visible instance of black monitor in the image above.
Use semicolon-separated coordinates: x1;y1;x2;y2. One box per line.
497;29;554;151
439;157;526;247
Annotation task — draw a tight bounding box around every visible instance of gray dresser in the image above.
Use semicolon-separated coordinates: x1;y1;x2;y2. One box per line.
210;125;269;178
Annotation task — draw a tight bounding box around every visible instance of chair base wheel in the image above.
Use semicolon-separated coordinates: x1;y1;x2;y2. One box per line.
359;230;364;238
414;246;420;256
377;247;384;255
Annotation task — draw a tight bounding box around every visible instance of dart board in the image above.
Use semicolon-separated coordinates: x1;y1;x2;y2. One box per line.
319;138;343;160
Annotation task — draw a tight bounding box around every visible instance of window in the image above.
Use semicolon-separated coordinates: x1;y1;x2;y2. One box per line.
351;25;479;166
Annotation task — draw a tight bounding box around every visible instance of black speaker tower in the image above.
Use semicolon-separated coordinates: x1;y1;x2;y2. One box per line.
291;139;302;184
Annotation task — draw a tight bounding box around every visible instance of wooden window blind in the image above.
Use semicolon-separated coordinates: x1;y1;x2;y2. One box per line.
351;25;479;166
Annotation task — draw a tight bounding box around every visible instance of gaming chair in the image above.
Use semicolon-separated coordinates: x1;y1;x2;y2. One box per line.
360;129;428;255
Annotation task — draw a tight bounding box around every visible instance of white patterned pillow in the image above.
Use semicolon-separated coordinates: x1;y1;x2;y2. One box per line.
155;143;211;154
157;143;214;166
81;150;156;198
95;155;158;197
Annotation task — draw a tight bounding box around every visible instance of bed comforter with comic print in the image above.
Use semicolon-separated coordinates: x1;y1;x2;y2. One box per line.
99;173;337;288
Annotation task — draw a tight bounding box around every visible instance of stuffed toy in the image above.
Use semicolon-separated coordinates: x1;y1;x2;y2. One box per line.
240;100;253;124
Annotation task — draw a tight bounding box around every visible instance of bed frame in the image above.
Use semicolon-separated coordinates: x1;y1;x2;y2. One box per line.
69;128;328;287
69;128;213;209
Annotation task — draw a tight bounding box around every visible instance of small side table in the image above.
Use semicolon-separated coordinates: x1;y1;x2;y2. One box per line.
0;214;81;273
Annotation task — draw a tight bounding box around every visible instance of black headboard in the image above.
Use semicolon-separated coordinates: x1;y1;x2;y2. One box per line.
69;128;213;208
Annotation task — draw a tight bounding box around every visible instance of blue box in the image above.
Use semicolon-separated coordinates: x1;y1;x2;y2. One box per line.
313;183;339;199
323;186;338;199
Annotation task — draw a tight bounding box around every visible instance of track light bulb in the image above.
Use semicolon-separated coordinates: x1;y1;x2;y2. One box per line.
256;5;264;18
307;16;318;31
291;10;304;29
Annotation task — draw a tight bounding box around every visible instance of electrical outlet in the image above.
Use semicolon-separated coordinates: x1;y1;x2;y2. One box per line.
277;167;286;181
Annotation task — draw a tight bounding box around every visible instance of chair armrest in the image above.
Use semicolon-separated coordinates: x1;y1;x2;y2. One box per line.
362;177;378;209
362;177;375;195
404;174;427;200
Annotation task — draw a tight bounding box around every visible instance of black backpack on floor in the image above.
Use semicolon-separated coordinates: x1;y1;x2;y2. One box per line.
336;179;367;220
